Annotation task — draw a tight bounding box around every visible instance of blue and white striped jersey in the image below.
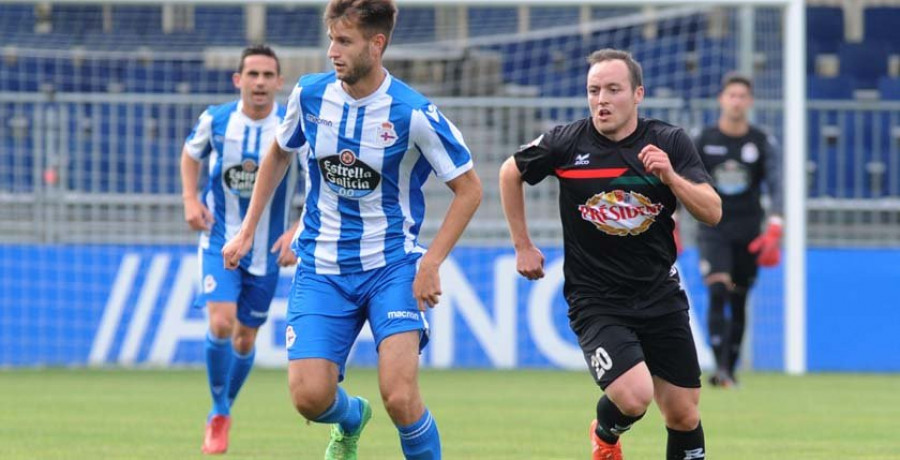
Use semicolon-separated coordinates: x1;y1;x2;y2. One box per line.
184;100;299;276
276;70;473;275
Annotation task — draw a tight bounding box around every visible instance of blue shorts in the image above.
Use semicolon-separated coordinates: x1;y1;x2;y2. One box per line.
197;249;279;328
285;258;429;380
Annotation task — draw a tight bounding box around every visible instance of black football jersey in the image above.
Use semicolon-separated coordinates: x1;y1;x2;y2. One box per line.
693;125;782;237
515;118;712;316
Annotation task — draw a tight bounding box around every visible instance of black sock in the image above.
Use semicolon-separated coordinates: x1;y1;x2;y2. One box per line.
707;282;729;371
667;421;706;459
594;395;645;444
728;289;748;376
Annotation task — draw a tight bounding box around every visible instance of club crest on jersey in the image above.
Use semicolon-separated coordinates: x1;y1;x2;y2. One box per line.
224;159;259;198
578;190;664;236
712;160;750;195
376;121;398;147
285;325;296;349
203;274;217;294
741;142;759;163
319;149;382;199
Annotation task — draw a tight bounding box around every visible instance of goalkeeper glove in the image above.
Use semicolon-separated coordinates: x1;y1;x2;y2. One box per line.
748;218;782;267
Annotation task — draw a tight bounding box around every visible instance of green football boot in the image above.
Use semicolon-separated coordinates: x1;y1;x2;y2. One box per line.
324;397;372;460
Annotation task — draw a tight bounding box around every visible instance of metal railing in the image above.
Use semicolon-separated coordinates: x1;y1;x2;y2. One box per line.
2;92;898;246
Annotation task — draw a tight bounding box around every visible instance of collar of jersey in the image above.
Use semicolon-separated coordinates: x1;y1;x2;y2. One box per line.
334;68;392;106
591;117;648;147
235;100;279;126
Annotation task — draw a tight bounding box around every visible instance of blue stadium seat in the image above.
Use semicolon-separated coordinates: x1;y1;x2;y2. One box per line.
468;7;518;38
0;4;36;37
806;7;843;54
195;6;244;46
1;102;36;193
838;42;888;89
692;38;738;99
529;6;580;31
808;75;855;99
265;6;320;47
632;37;688;94
53;5;104;37
590;7;642;21
113;6;162;37
392;7;436;45
877;77;900;100
864;7;900;52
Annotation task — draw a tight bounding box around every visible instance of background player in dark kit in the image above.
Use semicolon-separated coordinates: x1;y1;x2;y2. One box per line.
693;72;783;387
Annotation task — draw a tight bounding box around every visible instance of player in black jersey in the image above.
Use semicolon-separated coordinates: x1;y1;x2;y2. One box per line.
693;73;783;388
500;49;721;460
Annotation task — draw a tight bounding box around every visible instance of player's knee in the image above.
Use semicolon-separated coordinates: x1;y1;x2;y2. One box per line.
664;408;701;432
380;386;420;421
614;389;653;416
208;314;234;338
232;329;257;355
290;382;335;419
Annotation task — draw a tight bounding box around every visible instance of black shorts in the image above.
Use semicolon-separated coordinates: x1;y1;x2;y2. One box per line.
697;227;759;288
570;291;701;390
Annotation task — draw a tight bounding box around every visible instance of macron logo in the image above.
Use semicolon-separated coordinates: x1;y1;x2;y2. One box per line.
575;153;590;166
305;113;333;127
387;311;420;320
425;104;441;123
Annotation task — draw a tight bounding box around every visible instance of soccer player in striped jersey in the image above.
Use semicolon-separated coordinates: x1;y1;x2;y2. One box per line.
223;1;482;459
180;45;303;455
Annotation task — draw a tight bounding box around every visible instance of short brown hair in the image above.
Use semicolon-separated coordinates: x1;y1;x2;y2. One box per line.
586;49;643;92
324;0;397;49
720;72;753;95
238;44;280;75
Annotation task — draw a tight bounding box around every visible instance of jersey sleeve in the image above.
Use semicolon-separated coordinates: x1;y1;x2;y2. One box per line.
763;133;784;216
276;85;308;153
410;103;473;182
669;127;712;184
513;127;561;186
183;107;213;160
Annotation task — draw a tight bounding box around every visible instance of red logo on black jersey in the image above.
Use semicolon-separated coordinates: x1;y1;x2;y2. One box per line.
578;190;663;236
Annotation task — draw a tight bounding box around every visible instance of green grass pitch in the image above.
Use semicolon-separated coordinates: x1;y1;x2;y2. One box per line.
1;369;898;459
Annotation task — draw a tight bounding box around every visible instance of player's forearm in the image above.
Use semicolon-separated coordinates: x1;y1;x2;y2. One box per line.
499;158;535;250
286;217;302;237
423;170;482;267
668;175;722;226
241;143;293;235
180;150;202;200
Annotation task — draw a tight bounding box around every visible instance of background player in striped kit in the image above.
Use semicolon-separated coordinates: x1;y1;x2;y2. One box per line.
693;73;783;387
223;1;482;459
180;45;303;455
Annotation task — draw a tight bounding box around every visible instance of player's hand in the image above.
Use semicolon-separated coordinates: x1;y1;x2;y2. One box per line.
183;196;214;231
748;221;782;267
638;144;676;184
515;245;545;280
413;257;442;311
270;230;298;267
222;231;253;270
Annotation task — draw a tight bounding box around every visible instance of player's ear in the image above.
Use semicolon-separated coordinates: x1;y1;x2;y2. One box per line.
634;85;645;104
371;33;387;56
276;74;285;92
232;72;241;89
